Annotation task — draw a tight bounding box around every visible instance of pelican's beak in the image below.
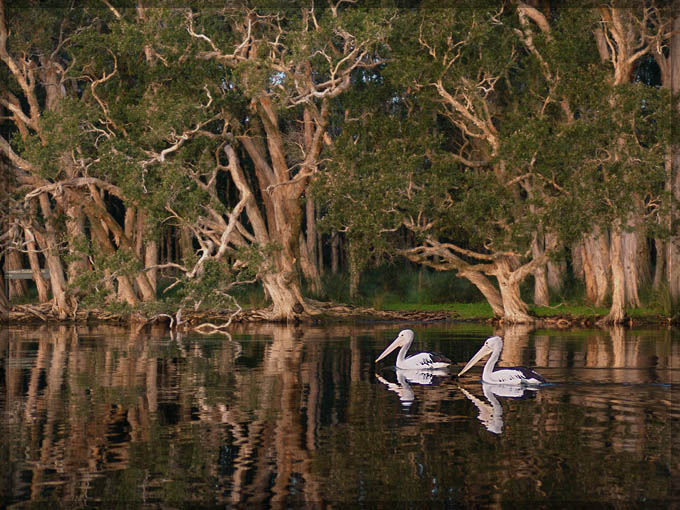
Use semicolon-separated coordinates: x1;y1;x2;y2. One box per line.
458;344;493;377
375;335;403;363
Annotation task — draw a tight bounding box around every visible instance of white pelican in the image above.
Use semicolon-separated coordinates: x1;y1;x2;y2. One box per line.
457;336;545;385
375;329;451;370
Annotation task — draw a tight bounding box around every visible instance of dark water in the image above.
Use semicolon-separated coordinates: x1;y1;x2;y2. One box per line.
1;322;678;508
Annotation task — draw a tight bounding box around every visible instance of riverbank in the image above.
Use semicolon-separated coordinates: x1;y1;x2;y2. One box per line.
3;300;677;328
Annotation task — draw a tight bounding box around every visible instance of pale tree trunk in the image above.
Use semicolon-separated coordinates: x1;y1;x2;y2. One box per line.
145;240;158;295
301;198;322;294
581;228;610;306
179;227;194;266
299;232;321;296
24;228;50;303
669;148;680;306
602;227;627;324
137;210;157;294
224;143;309;322
531;233;550;306
86;208;139;307
571;242;585;282
621;228;641;308
120;207;137;302
37;193;72;318
546;234;565;295
7;247;28;299
668;13;680;308
653;237;666;291
494;256;533;323
64;205;89;284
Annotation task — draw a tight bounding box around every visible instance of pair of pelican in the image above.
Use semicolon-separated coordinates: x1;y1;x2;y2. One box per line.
375;329;545;385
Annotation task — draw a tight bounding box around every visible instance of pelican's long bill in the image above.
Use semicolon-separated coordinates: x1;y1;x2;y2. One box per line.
457;344;493;377
375;335;403;363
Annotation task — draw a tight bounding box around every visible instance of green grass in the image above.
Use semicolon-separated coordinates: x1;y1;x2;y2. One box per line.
529;304;609;318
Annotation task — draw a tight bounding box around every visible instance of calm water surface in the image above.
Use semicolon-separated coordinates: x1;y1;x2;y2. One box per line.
1;322;678;508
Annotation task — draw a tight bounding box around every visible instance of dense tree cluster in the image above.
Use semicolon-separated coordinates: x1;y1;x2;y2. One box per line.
1;1;677;324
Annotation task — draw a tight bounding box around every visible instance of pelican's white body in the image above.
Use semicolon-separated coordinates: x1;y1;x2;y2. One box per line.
458;336;545;385
375;329;451;370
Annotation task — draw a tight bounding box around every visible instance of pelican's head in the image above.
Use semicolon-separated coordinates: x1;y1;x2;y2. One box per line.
375;329;414;363
457;336;503;377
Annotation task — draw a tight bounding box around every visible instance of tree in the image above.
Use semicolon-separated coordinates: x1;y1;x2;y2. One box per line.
1;3;394;321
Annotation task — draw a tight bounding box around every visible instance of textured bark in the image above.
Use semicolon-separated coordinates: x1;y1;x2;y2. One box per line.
138;211;157;294
24;228;50;303
602;228;627;324
653;238;666;291
86;208;139;307
531;233;550;306
301;198;322;294
37;193;72;318
299;232;322;296
7;248;28;299
581;229;610;306
64;204;89;284
494;256;533;323
546;234;565;294
621;226;641;308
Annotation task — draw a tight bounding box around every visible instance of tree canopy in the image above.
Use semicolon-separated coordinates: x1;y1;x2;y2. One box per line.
1;1;677;324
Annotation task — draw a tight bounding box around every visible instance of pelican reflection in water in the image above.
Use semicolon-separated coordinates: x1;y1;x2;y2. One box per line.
460;383;538;434
375;329;451;370
458;336;545;385
375;368;448;407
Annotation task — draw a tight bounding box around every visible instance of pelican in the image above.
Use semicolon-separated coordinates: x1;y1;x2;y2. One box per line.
457;336;545;385
375;329;451;370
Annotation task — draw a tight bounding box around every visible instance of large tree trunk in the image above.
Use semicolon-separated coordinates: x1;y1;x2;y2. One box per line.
137;210;157;294
666;9;680;309
494;256;533;323
669;151;680;306
64;205;89;285
531;233;550;306
7;247;28;299
37;193;72;318
581;228;610;306
86;210;140;307
653;237;666;291
299;232;322;296
24;227;50;303
602;227;627;324
621;212;644;308
546;234;565;295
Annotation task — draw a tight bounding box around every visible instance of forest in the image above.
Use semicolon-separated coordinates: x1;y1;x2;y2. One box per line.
1;1;678;325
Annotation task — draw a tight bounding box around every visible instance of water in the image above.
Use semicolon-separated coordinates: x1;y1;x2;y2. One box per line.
1;323;678;508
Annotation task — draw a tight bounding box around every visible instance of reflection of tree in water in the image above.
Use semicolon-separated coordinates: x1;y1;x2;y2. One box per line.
1;324;677;506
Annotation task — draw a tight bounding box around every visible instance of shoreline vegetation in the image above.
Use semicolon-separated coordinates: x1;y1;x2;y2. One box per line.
5;299;676;329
